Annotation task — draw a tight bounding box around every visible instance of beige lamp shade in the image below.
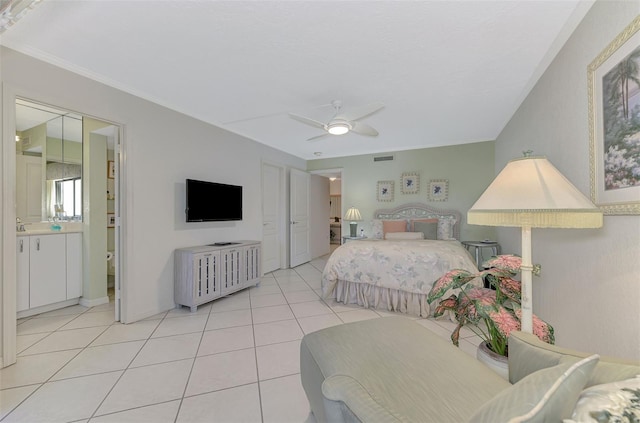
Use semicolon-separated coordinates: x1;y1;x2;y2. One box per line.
468;156;603;229
344;207;362;221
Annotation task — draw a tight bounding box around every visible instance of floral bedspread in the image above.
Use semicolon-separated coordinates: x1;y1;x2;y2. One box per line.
322;239;478;298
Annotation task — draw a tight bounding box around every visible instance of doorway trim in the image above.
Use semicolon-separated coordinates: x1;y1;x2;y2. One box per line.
261;160;287;272
1;85;127;367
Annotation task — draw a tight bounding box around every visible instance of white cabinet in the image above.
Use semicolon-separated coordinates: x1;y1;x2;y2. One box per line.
16;155;43;223
16;232;83;313
175;241;261;311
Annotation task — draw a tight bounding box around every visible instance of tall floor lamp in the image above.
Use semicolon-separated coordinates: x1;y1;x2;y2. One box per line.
467;156;603;333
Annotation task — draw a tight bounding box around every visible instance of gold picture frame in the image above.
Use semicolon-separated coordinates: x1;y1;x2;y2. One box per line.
588;16;640;215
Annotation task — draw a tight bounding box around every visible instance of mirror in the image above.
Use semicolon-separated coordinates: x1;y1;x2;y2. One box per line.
15;99;83;222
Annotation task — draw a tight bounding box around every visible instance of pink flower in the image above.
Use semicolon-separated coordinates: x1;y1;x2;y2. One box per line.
488;307;520;339
483;255;522;272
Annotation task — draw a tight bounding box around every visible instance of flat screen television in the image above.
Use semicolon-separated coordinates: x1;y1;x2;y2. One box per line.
186;179;242;222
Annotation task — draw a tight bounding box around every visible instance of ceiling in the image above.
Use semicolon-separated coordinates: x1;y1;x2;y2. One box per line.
0;1;593;160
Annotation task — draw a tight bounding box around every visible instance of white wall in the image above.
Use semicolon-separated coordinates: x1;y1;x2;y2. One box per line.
494;1;640;360
0;46;306;345
308;141;496;242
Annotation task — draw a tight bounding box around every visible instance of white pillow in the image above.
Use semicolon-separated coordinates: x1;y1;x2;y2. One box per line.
370;219;384;239
566;375;640;423
437;217;457;240
385;231;424;240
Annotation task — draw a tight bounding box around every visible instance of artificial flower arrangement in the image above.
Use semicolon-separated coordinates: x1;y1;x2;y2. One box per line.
427;254;554;356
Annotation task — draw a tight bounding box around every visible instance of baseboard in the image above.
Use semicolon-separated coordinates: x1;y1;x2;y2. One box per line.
79;296;109;308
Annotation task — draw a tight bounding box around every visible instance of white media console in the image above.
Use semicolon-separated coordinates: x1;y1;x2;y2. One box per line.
174;240;261;311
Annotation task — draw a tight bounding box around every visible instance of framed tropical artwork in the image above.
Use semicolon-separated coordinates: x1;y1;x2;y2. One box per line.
400;172;419;194
427;179;448;202
588;16;640;215
377;180;394;202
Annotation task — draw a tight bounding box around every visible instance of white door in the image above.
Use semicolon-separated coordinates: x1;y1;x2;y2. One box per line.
290;169;311;267
16;155;43;222
262;163;281;273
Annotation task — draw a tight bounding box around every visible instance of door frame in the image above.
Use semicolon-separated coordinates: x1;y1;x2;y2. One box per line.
261;161;287;272
1;85;126;367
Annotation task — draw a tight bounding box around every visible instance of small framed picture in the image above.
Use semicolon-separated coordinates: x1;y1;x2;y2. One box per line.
107;213;116;228
107;161;115;179
400;172;419;194
427;179;449;201
377;180;395;202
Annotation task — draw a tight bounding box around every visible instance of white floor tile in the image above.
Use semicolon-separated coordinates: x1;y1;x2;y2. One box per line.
253;319;303;346
256;340;301;380
35;304;89;318
209;292;251;312
297;314;343;334
283;290;319;304
2;371;121;423
260;374;311;423
248;283;282;297
16;315;76;335
251;305;295;324
60;311;115;330
130;333;201;367
91;320;160;346
185;348;257;396
277;281;312;293
197;325;254;356
151;314;208;338
16;333;49;354
0;384;40;420
206;309;252;330
337;309;380;323
52;341;145;380
91;400;180;423
324;299;366;313
20;326;108;356
0;349;80;389
166;303;212;319
86;302;115;313
97;359;193;416
250;293;287;308
177;384;262;423
289;300;333;319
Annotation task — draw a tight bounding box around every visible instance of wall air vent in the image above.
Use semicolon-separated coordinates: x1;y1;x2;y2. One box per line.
373;155;394;162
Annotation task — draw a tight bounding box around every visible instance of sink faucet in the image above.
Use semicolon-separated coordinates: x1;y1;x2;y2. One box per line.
16;217;25;232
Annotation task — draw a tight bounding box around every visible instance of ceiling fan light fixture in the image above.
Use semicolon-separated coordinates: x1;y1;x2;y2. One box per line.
327;122;350;135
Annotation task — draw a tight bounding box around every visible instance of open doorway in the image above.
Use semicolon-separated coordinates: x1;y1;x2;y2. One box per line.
310;168;343;255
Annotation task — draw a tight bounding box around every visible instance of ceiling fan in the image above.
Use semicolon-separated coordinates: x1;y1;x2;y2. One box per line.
289;100;384;142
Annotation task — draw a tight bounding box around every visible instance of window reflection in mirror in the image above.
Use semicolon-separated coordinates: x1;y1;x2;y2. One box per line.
15;99;83;222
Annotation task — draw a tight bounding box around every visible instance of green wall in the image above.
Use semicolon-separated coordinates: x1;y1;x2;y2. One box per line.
307;141;496;242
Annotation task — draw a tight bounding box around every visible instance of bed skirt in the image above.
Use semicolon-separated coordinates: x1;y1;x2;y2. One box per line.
331;279;432;318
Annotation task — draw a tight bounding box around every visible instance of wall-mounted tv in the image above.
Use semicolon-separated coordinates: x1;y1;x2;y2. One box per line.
186;179;243;222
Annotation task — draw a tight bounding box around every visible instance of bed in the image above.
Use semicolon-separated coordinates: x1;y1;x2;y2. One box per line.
321;203;479;317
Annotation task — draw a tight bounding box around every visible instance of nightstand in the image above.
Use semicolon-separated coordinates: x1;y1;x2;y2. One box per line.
461;241;501;269
342;236;367;244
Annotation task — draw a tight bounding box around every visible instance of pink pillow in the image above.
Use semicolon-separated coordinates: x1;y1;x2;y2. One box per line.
383;220;407;235
410;218;439;231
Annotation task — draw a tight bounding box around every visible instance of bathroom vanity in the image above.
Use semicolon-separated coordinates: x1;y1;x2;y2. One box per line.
16;227;83;318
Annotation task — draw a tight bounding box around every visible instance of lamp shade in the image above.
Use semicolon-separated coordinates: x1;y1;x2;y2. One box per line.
468;156;603;228
344;207;362;221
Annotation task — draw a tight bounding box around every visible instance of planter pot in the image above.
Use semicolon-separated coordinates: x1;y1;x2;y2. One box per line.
476;341;509;380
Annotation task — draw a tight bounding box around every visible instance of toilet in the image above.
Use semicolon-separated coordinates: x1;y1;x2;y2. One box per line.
107;251;115;287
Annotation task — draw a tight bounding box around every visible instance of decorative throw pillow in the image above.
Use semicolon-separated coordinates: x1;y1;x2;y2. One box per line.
410;218;439;231
370;220;384;239
437;217;457;240
413;221;438;240
385;231;424;240
565;375;640;423
468;354;599;423
382;220;407;235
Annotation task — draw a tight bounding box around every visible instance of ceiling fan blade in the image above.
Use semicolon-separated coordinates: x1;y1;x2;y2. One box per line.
336;102;384;122
351;121;379;137
289;113;326;129
307;133;330;142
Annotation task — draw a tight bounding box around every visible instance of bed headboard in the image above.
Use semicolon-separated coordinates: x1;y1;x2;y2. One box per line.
373;202;463;240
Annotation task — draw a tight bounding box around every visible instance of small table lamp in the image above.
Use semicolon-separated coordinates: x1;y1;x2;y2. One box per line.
344;207;363;237
468;155;602;334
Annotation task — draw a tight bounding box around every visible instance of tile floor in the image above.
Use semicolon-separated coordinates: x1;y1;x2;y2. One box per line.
1;253;482;423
